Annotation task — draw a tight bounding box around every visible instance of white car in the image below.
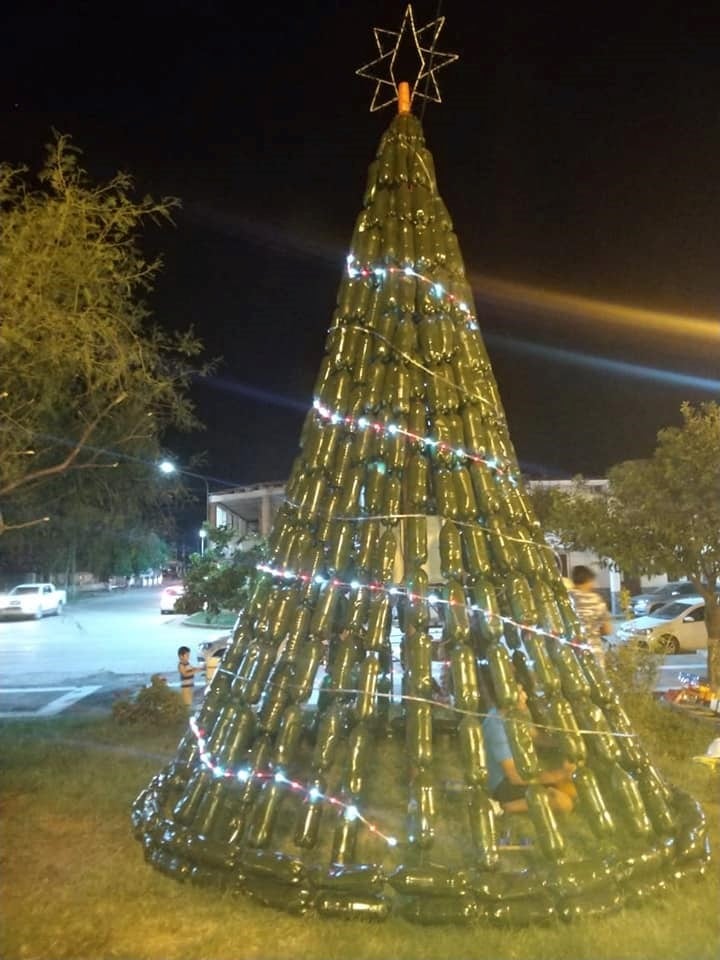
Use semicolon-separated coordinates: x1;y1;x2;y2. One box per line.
160;585;185;614
197;634;231;664
0;583;67;619
615;597;708;655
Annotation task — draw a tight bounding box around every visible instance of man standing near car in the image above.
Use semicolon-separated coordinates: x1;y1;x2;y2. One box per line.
569;565;612;665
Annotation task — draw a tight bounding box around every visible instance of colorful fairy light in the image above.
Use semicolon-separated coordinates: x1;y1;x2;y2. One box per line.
312;397;514;476
346;255;475;327
188;716;398;847
256;559;584;650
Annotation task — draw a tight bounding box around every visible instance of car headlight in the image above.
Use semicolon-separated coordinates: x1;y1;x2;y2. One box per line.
633;628;654;636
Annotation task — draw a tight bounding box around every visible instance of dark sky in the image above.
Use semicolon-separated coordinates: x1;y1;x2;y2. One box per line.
3;0;719;495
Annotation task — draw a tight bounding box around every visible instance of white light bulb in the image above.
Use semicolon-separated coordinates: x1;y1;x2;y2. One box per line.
237;769;250;783
274;771;286;784
309;786;321;802
345;804;359;822
358;417;369;429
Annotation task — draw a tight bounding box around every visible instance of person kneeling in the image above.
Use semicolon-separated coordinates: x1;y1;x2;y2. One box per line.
483;684;576;815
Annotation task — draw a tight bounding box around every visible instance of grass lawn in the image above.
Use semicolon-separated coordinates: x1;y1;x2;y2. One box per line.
1;701;718;960
183;610;237;629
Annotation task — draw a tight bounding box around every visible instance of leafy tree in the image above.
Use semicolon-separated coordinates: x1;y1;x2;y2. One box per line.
530;403;720;685
0;446;181;585
0;133;204;536
178;528;266;618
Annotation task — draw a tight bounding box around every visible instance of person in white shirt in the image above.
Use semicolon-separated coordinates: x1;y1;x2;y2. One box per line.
568;565;612;665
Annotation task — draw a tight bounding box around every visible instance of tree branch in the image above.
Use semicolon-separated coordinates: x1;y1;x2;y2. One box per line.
0;392;127;497
0;513;50;534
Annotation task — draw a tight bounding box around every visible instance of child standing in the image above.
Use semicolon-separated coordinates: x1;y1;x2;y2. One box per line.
177;646;200;710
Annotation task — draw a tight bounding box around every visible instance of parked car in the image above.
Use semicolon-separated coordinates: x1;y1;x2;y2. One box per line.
630;581;702;617
0;583;67;619
616;597;708;654
160;585;185;614
197;635;231;664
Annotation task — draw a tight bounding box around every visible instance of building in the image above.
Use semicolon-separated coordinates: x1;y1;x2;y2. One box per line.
209;478;668;613
208;482;286;541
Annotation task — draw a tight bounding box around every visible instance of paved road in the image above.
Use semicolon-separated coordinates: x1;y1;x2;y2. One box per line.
0;585;229;686
0;588;708;717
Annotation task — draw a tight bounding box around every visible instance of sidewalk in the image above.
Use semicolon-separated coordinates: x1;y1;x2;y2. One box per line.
0;671;208;720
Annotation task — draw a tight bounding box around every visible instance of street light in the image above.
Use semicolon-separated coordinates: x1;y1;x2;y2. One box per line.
199;527;208;557
158;459;211;524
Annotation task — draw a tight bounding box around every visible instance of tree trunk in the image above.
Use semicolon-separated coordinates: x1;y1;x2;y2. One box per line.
705;600;720;690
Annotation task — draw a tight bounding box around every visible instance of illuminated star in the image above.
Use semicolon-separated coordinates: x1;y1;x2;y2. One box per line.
356;4;458;112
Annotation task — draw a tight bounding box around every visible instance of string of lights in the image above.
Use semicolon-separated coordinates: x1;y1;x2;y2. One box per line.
284;496;557;554
337;254;505;413
201;666;636;742
312;398;514;476
186;667;636;852
345;255;477;326
256;559;582;648
328;320;496;413
189;715;399;847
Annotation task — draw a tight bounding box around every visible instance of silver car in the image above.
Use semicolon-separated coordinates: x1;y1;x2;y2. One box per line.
630;581;701;617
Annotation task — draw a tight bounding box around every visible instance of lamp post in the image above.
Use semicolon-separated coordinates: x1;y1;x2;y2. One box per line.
199;527;208;557
158;460;211;525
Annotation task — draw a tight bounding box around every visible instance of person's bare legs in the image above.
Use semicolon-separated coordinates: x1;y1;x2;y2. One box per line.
501;785;574;815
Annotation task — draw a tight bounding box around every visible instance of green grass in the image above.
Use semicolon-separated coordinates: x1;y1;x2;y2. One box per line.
1;704;718;960
182;610;237;629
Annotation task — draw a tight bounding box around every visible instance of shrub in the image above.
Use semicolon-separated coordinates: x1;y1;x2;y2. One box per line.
112;673;187;726
605;641;660;700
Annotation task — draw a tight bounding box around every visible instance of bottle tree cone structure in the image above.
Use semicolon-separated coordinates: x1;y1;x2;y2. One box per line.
132;111;709;924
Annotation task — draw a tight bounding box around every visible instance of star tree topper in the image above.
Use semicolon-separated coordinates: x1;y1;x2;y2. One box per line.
356;4;458;112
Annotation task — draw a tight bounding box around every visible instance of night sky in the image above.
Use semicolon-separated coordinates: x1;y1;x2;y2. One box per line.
3;0;719;495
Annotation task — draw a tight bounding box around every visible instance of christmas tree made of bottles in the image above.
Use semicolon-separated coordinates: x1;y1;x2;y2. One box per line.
132;12;709;925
